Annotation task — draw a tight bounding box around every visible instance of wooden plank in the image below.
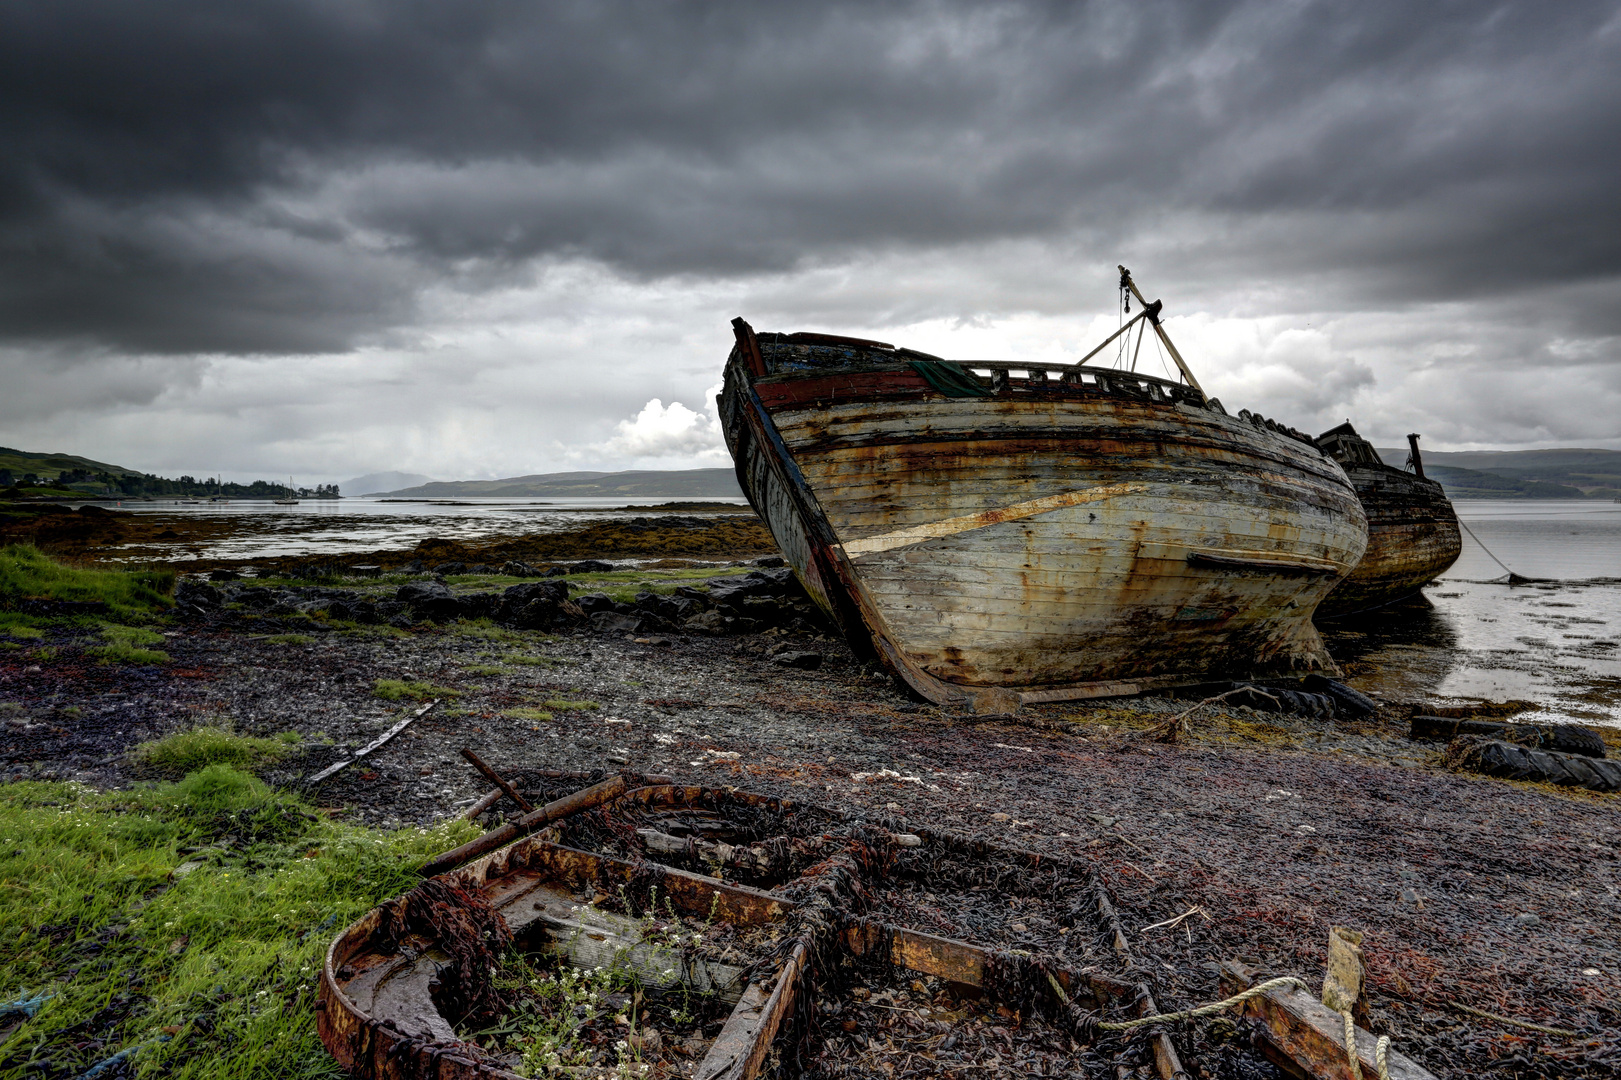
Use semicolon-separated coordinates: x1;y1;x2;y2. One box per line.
692;941;810;1080
1220;962;1437;1080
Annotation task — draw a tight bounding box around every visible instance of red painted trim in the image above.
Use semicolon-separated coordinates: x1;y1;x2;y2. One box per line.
754;369;935;409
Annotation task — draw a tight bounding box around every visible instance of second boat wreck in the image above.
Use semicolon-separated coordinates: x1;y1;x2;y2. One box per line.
720;268;1368;713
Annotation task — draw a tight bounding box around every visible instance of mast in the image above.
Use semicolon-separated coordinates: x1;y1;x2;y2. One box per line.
1117;265;1203;393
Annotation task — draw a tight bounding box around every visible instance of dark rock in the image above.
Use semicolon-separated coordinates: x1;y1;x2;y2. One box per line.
571;560;616;573
573;593;618;615
375;600;409;619
396;580;464;621
501;561;540;577
771;650;823;670
752;556;786;567
590;611;644;634
433;561;468;576
541;565;569;577
460;592;501;619
399;560;426;574
175;581;223;609
497;581;571;629
684;611;733;635
674;585;711;607
208;569;241;582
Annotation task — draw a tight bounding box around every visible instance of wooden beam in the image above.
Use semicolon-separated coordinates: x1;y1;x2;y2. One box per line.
1220;962;1437;1080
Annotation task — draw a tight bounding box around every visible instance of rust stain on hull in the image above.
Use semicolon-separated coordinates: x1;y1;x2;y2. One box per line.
720;320;1369;712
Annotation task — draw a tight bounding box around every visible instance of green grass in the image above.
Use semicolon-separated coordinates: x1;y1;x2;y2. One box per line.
505;708;555;723
448;618;523;643
261;633;315;646
0;768;478;1078
91;624;171;665
540;699;599;712
371;678;461;702
498;653;560;667
130;727;302;777
0;611;45;638
0;544;175;621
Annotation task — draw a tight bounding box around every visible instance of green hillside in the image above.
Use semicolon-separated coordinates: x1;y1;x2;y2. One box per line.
1374;447;1621;499
383;468;744;498
0;446;139;481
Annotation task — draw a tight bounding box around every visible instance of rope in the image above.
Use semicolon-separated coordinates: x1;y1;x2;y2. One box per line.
1043;972;1306;1031
1456;517;1536;581
1341;1008;1394;1080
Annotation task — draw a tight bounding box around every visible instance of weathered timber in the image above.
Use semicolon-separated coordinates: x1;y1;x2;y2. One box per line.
420;775;627;876
307;699;437;784
720;314;1368;712
1220;961;1437;1080
1314;423;1460;617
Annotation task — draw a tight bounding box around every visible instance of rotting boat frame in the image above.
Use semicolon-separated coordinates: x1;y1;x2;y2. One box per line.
318;777;1436;1080
718;268;1368;713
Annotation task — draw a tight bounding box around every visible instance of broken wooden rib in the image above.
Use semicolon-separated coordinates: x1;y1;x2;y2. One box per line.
1219;961;1437;1080
719;316;1368;714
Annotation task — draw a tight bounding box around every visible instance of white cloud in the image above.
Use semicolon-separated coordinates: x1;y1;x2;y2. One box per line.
598;385;726;464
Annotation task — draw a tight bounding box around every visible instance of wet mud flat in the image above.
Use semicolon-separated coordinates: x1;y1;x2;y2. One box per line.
3;529;1619;1076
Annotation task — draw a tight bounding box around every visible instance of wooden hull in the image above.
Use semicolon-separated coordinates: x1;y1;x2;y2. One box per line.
719;323;1368;712
1316;464;1460;617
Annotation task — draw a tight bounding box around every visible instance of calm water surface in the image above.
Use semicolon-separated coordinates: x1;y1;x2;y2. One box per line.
1324;501;1620;726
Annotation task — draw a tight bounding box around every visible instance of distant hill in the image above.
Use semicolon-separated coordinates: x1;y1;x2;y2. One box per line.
380;468;744;499
1373;447;1621;499
0;446;139;481
341;471;436;496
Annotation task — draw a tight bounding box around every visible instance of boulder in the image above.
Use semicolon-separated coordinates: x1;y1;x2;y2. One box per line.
497;581;571;629
433;561;468;576
570;560;616;573
396;580;464;621
501;561;540;577
573;593;618;615
590;611;644;634
684;610;733;635
175;580;223;610
771;650;823;670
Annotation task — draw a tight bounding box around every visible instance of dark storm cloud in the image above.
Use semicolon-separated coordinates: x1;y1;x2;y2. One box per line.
2;0;1618;353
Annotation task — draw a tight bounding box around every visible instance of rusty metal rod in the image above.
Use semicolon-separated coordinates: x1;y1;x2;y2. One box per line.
463;786;507;821
459;747;534;813
420;775;628;877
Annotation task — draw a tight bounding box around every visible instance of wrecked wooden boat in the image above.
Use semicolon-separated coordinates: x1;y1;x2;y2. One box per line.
1313;425;1460;618
718;269;1368;713
319;775;1435;1080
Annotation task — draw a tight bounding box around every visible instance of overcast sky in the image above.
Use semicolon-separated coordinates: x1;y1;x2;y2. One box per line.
3;0;1618;484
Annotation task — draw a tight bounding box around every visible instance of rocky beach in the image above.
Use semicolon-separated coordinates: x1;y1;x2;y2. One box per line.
1;506;1617;1078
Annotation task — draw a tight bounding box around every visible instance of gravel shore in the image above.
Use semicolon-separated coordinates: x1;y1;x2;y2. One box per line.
3;548;1618;1078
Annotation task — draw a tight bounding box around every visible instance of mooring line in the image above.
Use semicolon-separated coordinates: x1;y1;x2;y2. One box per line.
1456;517;1546;583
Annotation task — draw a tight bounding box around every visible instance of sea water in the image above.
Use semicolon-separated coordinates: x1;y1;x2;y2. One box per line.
1323;501;1621;726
